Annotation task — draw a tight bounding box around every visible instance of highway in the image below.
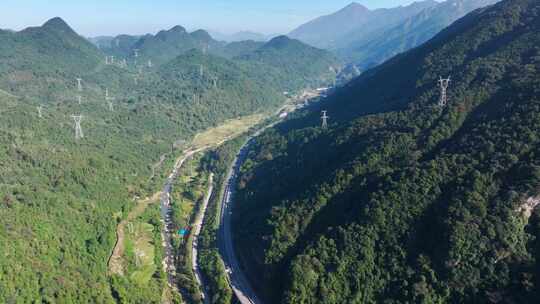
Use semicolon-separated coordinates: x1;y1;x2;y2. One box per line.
215;99;314;304
218;138;263;304
217;118;284;304
201;91;321;303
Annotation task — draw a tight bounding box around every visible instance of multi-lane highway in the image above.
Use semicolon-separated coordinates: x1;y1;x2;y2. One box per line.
218;138;262;304
215;100;313;304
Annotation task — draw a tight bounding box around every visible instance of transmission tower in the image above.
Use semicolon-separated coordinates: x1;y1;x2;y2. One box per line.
105;56;115;65
134;49;139;58
76;78;83;91
135;250;142;267
108;100;115;112
147;60;153;68
105;89;115;111
77;95;82;105
321;110;329;129
72;115;84;140
37;105;43;118
438;76;451;107
199;65;204;77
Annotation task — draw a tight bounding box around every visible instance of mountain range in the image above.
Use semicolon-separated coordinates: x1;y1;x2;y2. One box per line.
208;30;271;42
290;0;500;69
289;1;437;50
234;0;540;302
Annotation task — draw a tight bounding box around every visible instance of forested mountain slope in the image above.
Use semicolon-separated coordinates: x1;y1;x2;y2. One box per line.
90;29;339;91
0;17;104;99
91;34;141;58
129;26;225;65
233;0;540;302
0;93;179;302
219;40;265;59
237;36;341;90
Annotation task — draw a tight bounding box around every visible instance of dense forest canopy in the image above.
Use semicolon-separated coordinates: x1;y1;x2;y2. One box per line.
233;0;540;303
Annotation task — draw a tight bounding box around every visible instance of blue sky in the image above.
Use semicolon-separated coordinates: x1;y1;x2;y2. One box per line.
0;0;430;36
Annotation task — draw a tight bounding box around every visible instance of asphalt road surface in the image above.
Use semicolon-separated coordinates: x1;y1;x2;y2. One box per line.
214;95;315;303
218;139;262;304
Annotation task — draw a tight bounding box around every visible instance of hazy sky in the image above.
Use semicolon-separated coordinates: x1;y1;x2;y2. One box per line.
0;0;432;36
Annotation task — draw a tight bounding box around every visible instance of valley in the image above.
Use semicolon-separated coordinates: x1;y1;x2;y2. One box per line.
1;0;540;303
108;111;271;303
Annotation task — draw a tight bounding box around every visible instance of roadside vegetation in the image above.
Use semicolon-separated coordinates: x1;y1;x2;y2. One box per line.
171;155;208;303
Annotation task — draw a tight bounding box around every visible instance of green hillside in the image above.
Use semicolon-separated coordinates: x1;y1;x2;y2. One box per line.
151;49;284;123
0;17;336;303
0;92;177;302
218;40;265;59
0;17;103;99
233;0;540;302
237;36;341;90
93;34;141;58
132;26;226;65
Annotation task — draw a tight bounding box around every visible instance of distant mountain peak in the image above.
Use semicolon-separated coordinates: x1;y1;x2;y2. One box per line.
155;25;187;40
342;2;370;12
190;29;213;41
265;35;294;48
42;17;73;32
169;25;187;33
